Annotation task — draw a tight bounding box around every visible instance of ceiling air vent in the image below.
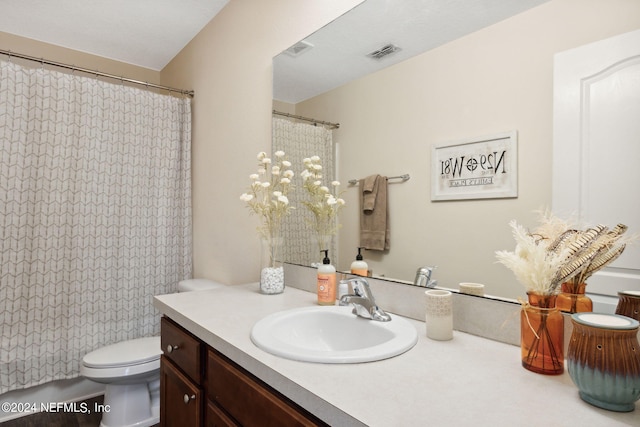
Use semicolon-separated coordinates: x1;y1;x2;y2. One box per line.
367;44;401;60
283;40;314;57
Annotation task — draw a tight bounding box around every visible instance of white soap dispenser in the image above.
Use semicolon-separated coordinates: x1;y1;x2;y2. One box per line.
350;247;368;277
317;250;336;305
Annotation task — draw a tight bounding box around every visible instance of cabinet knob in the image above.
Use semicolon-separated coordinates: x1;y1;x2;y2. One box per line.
183;394;195;404
166;344;179;353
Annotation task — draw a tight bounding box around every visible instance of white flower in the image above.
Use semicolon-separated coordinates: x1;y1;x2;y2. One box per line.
275;150;285;157
280;177;291;184
313;164;322;171
283;170;294;178
303;158;311;164
277;195;289;205
258;167;266;175
282;160;291;167
310;155;320;162
331;181;340;187
313;180;322;186
327;196;337;205
250;174;259;180
271;165;280;175
273;191;282;197
261;182;270;188
240;193;253;202
301;170;311;180
262;157;272;164
257;152;267;160
336;198;345;205
319;186;329;193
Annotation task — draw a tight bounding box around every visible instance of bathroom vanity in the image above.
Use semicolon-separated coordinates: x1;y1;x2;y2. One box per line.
154;281;640;426
159;315;325;426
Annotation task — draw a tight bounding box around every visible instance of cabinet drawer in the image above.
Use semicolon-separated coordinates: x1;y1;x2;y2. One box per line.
161;316;202;383
207;349;325;427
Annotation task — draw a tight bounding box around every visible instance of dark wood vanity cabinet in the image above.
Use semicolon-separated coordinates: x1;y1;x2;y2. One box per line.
160;317;204;426
160;316;327;427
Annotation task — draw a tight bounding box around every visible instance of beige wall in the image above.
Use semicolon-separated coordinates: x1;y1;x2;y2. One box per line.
4;0;636;297
293;0;640;299
160;0;363;285
0;31;159;83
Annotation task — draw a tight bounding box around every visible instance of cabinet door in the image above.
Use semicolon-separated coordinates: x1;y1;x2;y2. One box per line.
160;356;203;427
206;400;239;427
207;349;325;427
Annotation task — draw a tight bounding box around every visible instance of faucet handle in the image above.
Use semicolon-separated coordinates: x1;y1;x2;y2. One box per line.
348;277;369;298
414;266;436;287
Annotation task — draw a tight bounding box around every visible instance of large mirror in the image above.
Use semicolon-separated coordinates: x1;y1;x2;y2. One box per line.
272;0;638;301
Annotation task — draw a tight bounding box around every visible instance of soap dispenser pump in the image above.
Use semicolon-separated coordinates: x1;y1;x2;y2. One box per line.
317;250;336;305
350;247;368;277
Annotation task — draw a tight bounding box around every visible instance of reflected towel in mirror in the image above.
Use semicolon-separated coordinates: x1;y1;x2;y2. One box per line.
360;175;389;251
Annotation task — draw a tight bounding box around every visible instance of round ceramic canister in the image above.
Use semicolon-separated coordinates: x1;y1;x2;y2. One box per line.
425;289;453;341
615;290;640;321
459;282;485;296
567;312;640;412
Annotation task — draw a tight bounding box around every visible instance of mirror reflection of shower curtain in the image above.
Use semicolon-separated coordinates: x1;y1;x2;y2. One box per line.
272;117;336;266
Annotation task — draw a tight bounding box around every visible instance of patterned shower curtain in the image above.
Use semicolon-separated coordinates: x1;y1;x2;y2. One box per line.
272;117;335;266
0;60;192;393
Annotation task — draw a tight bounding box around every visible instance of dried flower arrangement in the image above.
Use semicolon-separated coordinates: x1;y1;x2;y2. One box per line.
240;151;295;266
300;155;345;253
496;211;629;295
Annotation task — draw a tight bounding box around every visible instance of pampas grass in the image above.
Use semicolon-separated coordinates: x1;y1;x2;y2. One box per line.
496;220;573;294
496;212;630;295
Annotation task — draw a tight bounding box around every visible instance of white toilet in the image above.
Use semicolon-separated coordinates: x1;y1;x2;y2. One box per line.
81;279;224;427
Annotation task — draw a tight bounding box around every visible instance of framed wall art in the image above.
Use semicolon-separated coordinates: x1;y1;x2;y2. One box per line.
431;131;518;201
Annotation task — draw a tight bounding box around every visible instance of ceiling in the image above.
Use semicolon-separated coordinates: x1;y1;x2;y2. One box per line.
0;0;229;71
0;0;548;92
274;0;549;104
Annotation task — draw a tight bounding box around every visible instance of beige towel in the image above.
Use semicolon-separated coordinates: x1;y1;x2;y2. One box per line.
359;175;389;251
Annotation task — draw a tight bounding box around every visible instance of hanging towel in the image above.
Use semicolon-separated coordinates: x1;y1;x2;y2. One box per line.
359;175;390;251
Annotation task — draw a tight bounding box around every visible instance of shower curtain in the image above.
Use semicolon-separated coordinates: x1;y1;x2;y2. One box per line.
272;117;335;266
0;60;192;393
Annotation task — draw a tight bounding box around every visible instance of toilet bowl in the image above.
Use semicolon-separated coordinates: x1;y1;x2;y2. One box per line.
81;279;224;427
81;336;161;427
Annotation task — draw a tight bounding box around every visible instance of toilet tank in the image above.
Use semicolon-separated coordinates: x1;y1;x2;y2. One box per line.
178;279;225;292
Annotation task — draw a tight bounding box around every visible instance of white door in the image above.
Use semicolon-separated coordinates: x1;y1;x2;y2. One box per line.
553;29;640;302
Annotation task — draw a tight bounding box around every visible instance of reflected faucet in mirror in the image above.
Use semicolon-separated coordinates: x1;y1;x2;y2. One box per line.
414;266;437;288
339;278;391;322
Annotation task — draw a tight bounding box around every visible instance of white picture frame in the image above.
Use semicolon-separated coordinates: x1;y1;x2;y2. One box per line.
431;131;518;201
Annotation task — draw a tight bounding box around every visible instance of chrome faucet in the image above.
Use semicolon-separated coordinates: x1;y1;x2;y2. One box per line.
414;266;437;288
339;278;391;322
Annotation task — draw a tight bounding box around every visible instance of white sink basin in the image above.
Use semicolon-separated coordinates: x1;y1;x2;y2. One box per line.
250;305;418;363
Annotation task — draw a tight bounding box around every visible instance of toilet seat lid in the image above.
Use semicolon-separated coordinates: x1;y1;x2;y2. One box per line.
83;336;161;369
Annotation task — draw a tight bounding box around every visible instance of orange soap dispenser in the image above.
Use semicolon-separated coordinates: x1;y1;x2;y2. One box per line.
317;250;336;305
350;247;368;277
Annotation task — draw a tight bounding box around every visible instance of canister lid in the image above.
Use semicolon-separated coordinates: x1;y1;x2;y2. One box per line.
571;313;639;330
618;290;640;298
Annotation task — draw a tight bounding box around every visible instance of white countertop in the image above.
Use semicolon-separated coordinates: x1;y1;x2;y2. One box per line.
153;284;640;427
